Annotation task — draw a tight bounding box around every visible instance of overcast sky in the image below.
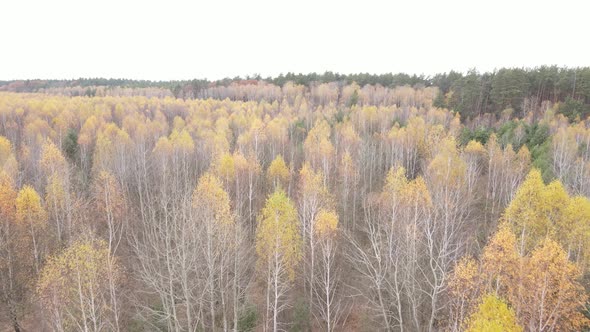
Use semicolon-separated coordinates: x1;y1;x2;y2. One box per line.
1;0;588;81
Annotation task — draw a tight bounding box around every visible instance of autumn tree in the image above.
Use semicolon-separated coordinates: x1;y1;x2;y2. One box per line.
447;257;484;332
256;189;302;332
465;294;522;332
93;170;127;255
312;209;346;332
304;120;334;186
0;136;18;180
424;136;471;330
297;162;332;311
478;223;589;331
191;172;242;331
337;151;360;229
92;170;128;330
267;154;290;191
0;136;12;166
40;138;72;244
15;186;47;274
481;223;521;299
504;168;590;264
0;172;27;332
520;239;588;331
348;166;434;331
37;238;122;332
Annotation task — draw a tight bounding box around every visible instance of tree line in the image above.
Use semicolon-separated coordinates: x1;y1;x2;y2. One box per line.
1;66;589;121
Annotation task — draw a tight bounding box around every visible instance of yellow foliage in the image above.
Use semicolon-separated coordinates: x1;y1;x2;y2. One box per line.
383;166;408;197
427;137;466;189
481;223;520;295
504;168;590;260
304;119;334;169
465;294;522;332
16;185;47;227
480;224;589;330
504;169;552;252
314;209;338;237
169;129;195;153
213;153;235;183
267;155;290;188
192;173;233;226
0;171;17;222
298;162;325;198
523;239;589;330
0;136;13;166
37;238;121;329
153;135;173;157
559;196;590;264
464;140;486;156
93;170;126;223
39;139;67;176
45;174;66;214
256;189;302;280
382;167;432;209
448;256;480;302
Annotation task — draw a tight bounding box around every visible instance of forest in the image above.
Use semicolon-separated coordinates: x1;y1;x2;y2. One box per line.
0;68;590;331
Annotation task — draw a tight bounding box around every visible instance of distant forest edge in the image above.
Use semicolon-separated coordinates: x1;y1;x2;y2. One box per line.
1;66;589;120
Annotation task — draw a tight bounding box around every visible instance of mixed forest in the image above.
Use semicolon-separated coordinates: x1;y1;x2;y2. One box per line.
1;67;590;331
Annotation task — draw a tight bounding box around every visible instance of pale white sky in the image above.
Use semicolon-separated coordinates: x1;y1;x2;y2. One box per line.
0;0;588;81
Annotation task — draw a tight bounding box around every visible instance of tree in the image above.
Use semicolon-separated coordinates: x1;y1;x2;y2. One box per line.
504;169;551;253
465;294;522;332
93;171;127;255
297;162;331;311
312;209;345;332
337;151;359;229
521;239;588;331
0;172;27;332
447;257;483;332
304;120;334;186
62;128;79;164
192;172;237;331
39;138;68;177
348;167;435;331
37;238;122;332
267;155;290;191
424;137;471;330
504;168;590;266
256;189;302;332
40;139;72;244
559;196;590;266
15;185;47;274
480;223;589;331
0;136;13;167
481;223;520;298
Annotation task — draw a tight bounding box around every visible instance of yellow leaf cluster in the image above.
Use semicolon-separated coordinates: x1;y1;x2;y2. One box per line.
505;168;590;259
477;224;589;330
39;139;67;176
465;294;522;332
16;185;47;227
256;189;302;280
267;155;290;189
0;136;12;166
381;166;432;210
0;171;16;222
37;238;121;328
314;209;338;238
192;172;234;226
427;137;466;189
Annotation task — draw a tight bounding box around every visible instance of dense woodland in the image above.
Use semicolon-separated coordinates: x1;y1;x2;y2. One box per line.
0;70;590;331
2;66;590;120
